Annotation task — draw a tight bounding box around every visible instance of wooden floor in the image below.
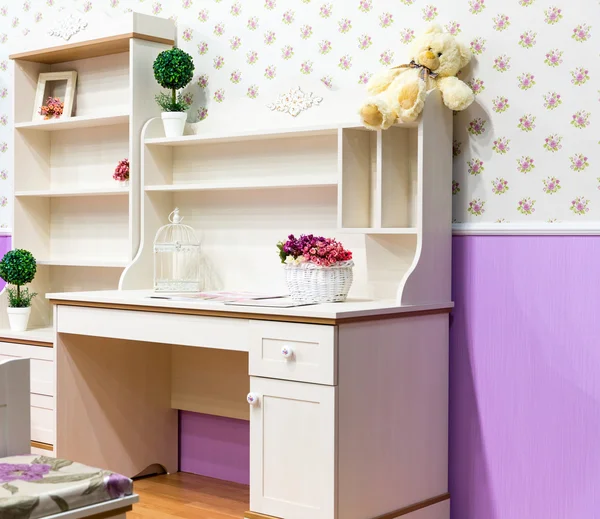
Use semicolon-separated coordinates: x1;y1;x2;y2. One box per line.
130;472;249;519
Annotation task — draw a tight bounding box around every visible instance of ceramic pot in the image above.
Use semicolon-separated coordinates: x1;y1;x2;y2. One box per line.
7;307;31;332
161;111;187;138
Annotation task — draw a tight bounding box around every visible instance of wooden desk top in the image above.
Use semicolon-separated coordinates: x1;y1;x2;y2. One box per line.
48;290;453;325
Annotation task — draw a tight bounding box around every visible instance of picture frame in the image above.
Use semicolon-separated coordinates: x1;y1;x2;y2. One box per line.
32;71;77;121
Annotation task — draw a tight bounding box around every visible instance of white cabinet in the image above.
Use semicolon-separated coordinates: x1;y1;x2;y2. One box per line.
249;377;336;519
0;342;54;447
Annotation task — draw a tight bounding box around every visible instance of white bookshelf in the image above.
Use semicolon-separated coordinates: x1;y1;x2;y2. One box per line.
122;90;452;307
3;13;175;330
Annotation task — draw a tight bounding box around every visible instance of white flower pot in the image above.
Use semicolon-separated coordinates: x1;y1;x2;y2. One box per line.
161;111;187;138
7;307;31;332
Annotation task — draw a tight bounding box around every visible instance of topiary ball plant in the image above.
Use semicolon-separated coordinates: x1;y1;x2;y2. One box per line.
0;249;37;308
153;47;195;112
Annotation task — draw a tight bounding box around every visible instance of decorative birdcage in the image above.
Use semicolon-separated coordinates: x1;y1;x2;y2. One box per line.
153;208;202;292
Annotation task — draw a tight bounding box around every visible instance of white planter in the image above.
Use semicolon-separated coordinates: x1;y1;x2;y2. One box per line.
161;111;187;138
7;307;31;332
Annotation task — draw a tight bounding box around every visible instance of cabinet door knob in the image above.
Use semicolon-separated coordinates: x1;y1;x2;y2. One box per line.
247;392;259;406
281;345;294;359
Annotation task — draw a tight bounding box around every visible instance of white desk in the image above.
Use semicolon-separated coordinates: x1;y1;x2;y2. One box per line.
50;290;452;519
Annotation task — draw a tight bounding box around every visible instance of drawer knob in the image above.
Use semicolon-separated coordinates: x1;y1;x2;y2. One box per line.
247;392;259;406
281;345;294;359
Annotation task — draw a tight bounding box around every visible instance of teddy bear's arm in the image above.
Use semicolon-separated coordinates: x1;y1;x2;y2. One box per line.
366;67;405;95
436;76;475;112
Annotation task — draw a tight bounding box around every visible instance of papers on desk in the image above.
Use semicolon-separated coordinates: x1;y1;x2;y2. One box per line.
146;291;315;307
147;291;287;303
224;298;316;308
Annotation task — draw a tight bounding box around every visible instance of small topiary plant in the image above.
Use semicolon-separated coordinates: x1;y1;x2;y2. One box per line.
0;249;37;308
153;47;195;112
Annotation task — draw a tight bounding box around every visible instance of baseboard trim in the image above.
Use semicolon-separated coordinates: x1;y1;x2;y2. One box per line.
244;493;450;519
453;222;600;235
374;492;450;519
31;440;53;451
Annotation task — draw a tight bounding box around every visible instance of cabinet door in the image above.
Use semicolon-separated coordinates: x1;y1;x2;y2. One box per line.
249;377;336;519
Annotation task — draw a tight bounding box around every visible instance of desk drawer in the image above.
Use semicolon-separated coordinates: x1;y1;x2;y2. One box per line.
249;321;336;385
0;343;54;396
31;395;54;445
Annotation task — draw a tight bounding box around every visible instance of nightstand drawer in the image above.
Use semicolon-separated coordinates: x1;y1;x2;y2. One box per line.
249;321;337;385
31;396;54;445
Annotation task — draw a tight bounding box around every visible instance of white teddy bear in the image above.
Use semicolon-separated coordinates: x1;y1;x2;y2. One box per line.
359;24;475;130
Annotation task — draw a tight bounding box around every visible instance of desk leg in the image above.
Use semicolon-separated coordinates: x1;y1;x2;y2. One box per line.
55;333;178;477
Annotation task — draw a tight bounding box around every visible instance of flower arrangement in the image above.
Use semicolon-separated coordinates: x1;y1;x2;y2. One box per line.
278;234;352;267
113;158;129;183
153;47;195;112
39;96;63;119
277;234;354;303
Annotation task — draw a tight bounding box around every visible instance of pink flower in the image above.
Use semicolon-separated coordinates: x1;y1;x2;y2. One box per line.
358;72;372;85
264;30;276;45
379;12;393;27
470;37;486;54
113;158;129;182
300;24;313;39
338;18;352;33
213;23;224;37
400;28;415;44
197;107;208;121
544;6;562;25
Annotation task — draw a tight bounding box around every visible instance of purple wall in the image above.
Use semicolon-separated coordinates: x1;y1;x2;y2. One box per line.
0;235;10;290
179;411;250;485
450;236;600;519
180;235;600;518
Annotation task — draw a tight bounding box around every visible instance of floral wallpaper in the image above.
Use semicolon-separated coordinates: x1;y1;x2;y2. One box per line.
0;0;597;229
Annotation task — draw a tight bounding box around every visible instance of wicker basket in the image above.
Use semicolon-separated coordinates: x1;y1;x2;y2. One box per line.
284;260;354;304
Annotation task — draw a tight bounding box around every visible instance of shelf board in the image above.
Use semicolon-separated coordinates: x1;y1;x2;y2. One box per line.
339;228;418;235
145;123;354;147
9;32;174;64
0;326;54;346
16;187;130;198
15;113;129;131
36;259;129;268
145;121;417;147
145;177;338;192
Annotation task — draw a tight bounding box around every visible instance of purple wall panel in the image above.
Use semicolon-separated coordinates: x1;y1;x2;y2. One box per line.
179;235;600;518
179;411;250;485
0;235;10;290
450;236;600;519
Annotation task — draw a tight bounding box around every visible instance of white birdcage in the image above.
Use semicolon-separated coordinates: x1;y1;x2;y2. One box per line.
153;208;202;292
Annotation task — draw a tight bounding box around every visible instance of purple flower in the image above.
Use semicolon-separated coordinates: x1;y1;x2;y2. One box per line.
106;473;132;499
0;463;51;483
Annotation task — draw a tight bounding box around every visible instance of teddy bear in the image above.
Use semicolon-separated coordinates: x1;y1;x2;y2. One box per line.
359;24;475;130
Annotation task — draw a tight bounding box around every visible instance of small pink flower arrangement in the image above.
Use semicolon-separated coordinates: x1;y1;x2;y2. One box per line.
278;234;352;267
279;235;354;303
39;96;63;119
113;158;129;183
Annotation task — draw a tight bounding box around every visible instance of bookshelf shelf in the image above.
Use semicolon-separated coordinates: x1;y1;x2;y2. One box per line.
15;113;129;132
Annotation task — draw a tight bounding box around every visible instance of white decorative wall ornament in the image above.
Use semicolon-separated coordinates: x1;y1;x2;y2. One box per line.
48;14;88;41
267;87;322;117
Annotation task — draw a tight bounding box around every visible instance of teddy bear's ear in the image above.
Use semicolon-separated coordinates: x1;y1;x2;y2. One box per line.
458;40;473;69
424;23;443;35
